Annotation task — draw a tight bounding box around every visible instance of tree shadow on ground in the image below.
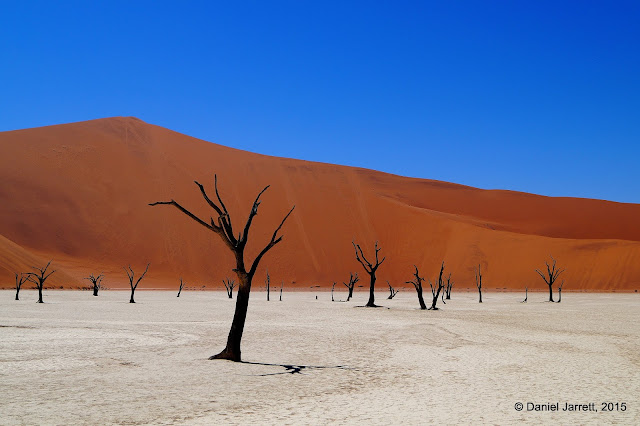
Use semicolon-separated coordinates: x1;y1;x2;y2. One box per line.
241;361;354;376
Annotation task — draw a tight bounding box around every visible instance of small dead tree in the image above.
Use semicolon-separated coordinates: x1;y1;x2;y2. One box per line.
343;272;359;301
14;273;28;301
25;261;56;303
266;270;270;301
387;281;399;299
406;265;427;309
177;278;186;297
124;263;150;303
353;241;386;307
223;277;236;299
279;281;283;301
535;255;565;302
428;262;446;310
475;264;483;303
150;175;294;362
557;280;564;303
84;273;104;296
331;282;337;301
521;287;528;303
445;273;453;300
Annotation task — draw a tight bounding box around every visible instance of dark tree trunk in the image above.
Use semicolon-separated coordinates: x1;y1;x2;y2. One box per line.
37;286;43;303
548;284;554;302
130;289;136;303
15;290;19;301
416;287;427;310
347;286;354;301
478;288;482;303
366;274;376;307
557;288;562;303
93;287;99;296
210;274;251;362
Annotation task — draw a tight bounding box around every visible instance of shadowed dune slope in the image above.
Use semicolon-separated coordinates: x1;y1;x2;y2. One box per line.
1;117;639;291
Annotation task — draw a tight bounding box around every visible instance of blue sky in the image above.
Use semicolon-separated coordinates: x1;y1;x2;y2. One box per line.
1;1;639;202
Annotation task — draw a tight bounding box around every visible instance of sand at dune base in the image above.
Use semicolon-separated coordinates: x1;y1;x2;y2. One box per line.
1;290;638;425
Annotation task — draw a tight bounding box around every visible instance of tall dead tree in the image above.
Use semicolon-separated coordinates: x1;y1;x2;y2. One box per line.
353;241;386;307
25;261;56;303
124;263;150;303
177;278;186;297
150;174;294;362
406;265;427;309
84;273;104;296
535;255;565;302
265;270;270;301
428;262;446;310
343;272;359;301
223;277;236;299
445;273;453;300
387;281;399;299
475;264;483;303
557;280;564;303
14;273;28;301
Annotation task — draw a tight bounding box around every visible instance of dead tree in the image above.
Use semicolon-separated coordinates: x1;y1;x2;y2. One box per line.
475;264;483;303
14;273;28;301
84;273;104;296
177;278;186;297
25;261;56;303
353;241;386;307
535;255;565;302
557;280;564;303
150;174;294;362
406;265;427;309
279;281;283;301
428;262;446;310
343;272;359;301
331;282;337;301
521;287;528;303
445;273;453;300
387;281;399;299
124;263;150;303
265;270;270;301
223;277;236;299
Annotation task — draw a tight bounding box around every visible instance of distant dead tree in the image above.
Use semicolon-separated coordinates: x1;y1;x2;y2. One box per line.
14;273;28;301
444;273;453;300
279;281;283;301
557;280;565;303
124;263;150;303
150;174;294;362
475;264;483;303
535;255;565;302
84;273;104;296
428;262;446;310
265;270;271;301
343;272;359;301
521;287;528;303
223;277;236;299
387;281;399;299
177;278;186;297
406;265;427;309
353;241;386;307
331;282;337;301
25;261;56;303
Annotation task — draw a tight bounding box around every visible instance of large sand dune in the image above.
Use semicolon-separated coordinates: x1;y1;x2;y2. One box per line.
1;117;639;290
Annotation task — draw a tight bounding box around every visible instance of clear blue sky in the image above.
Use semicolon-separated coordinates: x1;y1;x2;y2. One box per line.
1;1;639;202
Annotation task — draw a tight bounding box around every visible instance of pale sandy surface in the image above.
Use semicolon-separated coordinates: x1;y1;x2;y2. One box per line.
1;290;638;425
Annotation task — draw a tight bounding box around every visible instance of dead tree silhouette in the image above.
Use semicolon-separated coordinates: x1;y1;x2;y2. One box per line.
535;255;565;302
387;281;399;299
279;281;283;301
521;287;528;303
352;241;386;307
428;262;446;310
331;282;336;301
223;277;236;299
25;261;56;303
406;265;427;309
14;273;28;301
177;278;186;297
150;174;294;362
557;280;565;303
124;263;150;303
475;264;483;303
445;273;453;300
84;273;104;296
265;270;270;301
343;272;359;301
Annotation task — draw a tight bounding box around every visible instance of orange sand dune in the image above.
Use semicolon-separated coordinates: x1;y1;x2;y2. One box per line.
1;117;639;291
